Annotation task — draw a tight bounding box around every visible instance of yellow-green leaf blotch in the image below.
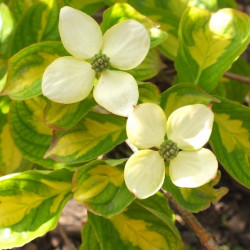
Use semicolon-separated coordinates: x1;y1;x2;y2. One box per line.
3;41;68;100
175;7;250;92
46;112;127;164
0;169;73;249
73;160;134;217
210;97;250;188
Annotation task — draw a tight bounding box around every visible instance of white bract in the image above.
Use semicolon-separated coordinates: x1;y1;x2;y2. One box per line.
42;6;150;116
125;103;218;199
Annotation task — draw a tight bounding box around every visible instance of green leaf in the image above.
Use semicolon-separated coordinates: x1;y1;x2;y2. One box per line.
175;7;250;92
146;7;179;60
126;48;164;81
136;193;179;234
0;95;10;116
212;57;250;103
9;0;62;55
9;97;70;169
101;3;167;48
160;82;219;119
138;81;161;104
106;0;219;16
162;171;228;212
0;169;73;249
0;123;32;175
44;95;96;130
0;3;14;56
113;0;220;60
5;0;38;21
73;159;134;217
88;196;183;249
2;41;68;100
0;56;7;92
45;112;127;164
0;95;10;115
63;0;105;15
80;222;101;250
217;0;237;8
210;97;250;188
107;1;179;59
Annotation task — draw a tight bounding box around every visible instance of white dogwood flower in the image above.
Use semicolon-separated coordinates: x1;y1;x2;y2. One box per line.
124;103;218;199
42;6;150;116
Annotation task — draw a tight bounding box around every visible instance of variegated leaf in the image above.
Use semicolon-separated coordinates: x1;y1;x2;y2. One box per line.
3;41;68;100
175;7;250;92
88;194;183;249
0;169;73;249
44;95;96;130
45;112;127;163
9;97;71;169
210;97;250;188
73;159;134;217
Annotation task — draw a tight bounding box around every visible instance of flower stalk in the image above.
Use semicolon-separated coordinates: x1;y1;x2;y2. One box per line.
160;189;220;250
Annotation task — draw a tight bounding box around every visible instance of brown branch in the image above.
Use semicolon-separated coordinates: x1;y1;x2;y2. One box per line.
160;189;219;250
162;68;250;85
223;72;250;85
57;223;76;250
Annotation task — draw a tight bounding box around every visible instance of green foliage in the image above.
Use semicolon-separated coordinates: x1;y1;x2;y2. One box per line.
0;0;249;248
9;0;62;55
45;112;127;163
175;7;250;92
85;195;183;250
210;97;250;188
2;41;68;99
101;3;167;48
212;57;250;103
44;95;96;129
0;169;73;248
163;171;228;212
73;159;134;217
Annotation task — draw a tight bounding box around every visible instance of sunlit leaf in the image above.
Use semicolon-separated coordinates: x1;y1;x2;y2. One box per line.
163;170;228;212
175;7;250;92
44;95;96;130
0;169;73;249
88;195;183;249
73;159;134;217
0;3;14;56
0;123;32;176
160;82;219;119
210;97;250;188
9;97;71;169
46;112;127;164
126;48;164;81
2;41;68;100
138;81;160;104
101;3;167;48
5;0;38;21
9;0;62;55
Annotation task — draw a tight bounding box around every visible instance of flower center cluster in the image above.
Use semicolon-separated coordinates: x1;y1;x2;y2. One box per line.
90;53;111;73
159;140;179;161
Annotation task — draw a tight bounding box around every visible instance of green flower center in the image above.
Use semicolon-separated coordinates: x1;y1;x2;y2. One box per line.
90;53;110;73
159;140;179;161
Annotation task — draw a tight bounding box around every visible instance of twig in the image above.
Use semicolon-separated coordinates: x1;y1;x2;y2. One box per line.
160;189;220;250
223;72;250;85
163;68;250;85
57;223;76;250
